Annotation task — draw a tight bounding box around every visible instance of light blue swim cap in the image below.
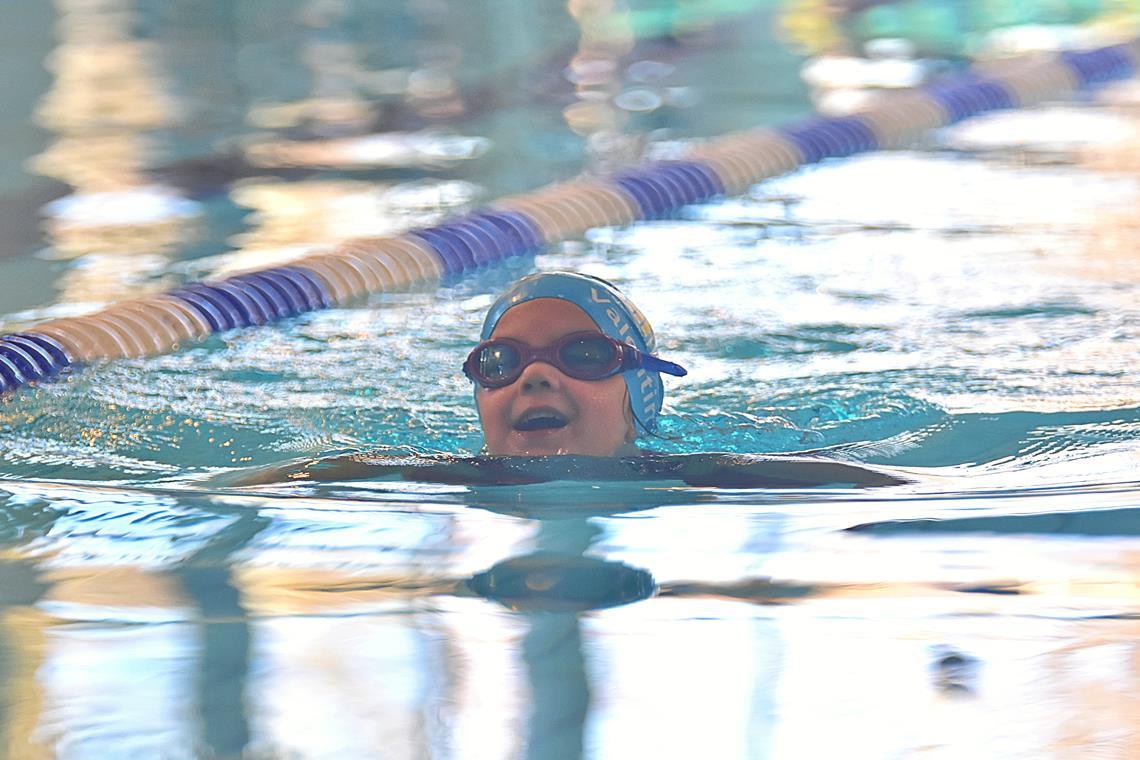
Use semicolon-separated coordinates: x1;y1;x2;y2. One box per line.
480;271;666;434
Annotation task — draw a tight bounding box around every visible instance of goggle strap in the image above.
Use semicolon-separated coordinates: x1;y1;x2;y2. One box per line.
638;354;688;378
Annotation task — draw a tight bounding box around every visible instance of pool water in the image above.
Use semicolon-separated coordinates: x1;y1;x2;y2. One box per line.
2;2;1140;758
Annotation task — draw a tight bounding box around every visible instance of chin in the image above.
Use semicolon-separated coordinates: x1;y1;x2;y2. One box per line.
484;426;627;457
484;432;583;457
514;438;625;457
506;439;572;457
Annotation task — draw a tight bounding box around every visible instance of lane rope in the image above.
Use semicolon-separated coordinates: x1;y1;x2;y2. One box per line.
2;38;1138;395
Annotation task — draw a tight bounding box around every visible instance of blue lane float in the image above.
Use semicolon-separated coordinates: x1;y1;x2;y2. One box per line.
782;117;874;162
411;227;471;275
611;160;721;219
611;172;670;219
167;287;234;332
0;331;71;389
660;160;726;201
0;333;70;390
462;216;514;263
0;354;24;391
2;36;1138;395
169;285;246;331
275;266;332;310
924;75;1016;123
450;221;499;267
473;210;545;254
233;272;306;316
0;341;47;382
16;333;72;366
1062;43;1136;85
231;270;308;315
1;334;69;379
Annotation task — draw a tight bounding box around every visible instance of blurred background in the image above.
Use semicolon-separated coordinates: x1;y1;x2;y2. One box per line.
3;0;1135;314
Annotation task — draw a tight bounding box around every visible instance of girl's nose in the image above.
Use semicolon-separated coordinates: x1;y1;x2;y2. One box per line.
518;361;561;392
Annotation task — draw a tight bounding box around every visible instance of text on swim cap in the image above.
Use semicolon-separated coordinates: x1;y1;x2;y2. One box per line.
592;286;655;349
589;285;660;426
635;368;658;415
607;308;636;343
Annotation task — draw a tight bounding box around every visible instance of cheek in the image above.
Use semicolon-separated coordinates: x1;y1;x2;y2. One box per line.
570;378;629;424
475;389;508;431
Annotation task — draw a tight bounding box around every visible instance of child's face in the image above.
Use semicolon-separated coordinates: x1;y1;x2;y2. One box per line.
475;298;633;456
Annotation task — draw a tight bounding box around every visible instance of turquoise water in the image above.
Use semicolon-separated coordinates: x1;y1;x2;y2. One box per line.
3;2;1140;758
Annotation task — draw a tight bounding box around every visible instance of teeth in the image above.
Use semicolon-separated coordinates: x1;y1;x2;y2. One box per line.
515;412;568;431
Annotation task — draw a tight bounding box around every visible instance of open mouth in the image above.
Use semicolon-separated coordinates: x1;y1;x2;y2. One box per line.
513;409;569;432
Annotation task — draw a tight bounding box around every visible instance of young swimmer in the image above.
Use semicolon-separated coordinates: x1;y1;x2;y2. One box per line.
229;271;907;487
464;270;685;457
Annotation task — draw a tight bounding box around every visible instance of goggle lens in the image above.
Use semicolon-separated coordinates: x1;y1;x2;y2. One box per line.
464;330;687;388
465;332;625;388
476;343;522;383
558;336;617;377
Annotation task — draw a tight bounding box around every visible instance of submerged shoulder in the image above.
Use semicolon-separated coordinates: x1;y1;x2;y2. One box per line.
462;448;907;489
223;449;908;489
666;452;909;488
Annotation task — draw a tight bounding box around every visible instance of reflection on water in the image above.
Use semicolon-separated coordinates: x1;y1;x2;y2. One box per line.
209;177;481;279
3;476;1140;758
468;552;657;611
30;0;199;306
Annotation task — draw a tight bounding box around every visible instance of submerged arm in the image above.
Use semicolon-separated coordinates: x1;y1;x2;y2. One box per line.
221;451;908;489
218;453;404;487
220;452;545;487
675;453;909;488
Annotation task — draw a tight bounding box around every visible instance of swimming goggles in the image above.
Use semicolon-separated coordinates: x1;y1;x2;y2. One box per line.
463;331;687;389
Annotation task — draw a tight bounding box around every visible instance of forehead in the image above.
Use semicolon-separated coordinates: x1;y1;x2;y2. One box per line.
490;298;601;344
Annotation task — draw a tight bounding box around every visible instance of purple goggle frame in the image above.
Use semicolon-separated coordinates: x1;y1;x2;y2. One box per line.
463;331;687;389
